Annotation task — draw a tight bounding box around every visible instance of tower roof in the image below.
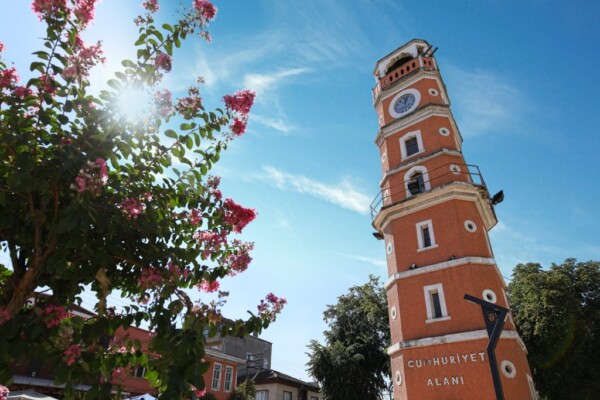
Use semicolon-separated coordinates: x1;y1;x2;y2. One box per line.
373;39;431;78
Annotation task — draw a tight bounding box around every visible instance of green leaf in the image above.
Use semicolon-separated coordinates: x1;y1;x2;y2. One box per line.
107;79;122;91
165;129;177;139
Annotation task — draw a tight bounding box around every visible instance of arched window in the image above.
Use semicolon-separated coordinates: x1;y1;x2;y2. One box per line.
404;166;431;197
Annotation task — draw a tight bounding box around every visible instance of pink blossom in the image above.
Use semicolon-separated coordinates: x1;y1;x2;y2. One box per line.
223;198;257;233
120;197;145;220
73;0;98;27
0;385;9;400
14;86;33;99
198;279;220;293
31;0;68;21
61;137;73;145
0;308;11;325
0;67;19;88
193;231;227;259
0;42;5;53
138;267;163;290
64;344;81;366
111;367;123;381
144;192;153;201
43;305;69;328
72;158;108;195
257;293;287;322
230;117;247;137
223;90;255;115
226;240;254;275
143;0;159;13
154;52;172;72
189;209;202;226
40;73;57;95
207;176;220;189
153;89;172;118
62;41;105;82
192;386;206;398
175;87;202;118
194;0;217;21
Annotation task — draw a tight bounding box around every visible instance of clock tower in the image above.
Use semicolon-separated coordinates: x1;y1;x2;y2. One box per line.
371;39;537;399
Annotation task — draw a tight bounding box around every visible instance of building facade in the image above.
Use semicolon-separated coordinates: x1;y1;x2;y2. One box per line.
239;370;320;400
371;39;537;400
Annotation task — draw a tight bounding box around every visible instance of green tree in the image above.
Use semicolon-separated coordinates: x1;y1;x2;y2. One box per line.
307;275;390;400
0;1;285;399
508;259;600;400
228;379;256;400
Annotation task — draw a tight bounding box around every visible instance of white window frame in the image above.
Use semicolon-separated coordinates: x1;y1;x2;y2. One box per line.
423;283;450;322
283;391;292;400
224;365;234;392
400;130;424;160
404;166;431;198
211;362;222;391
527;374;538;399
416;219;437;251
256;390;269;400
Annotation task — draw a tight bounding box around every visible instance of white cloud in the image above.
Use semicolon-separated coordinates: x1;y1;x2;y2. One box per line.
251;114;294;134
243;68;309;96
340;253;387;269
260;166;371;215
445;65;525;137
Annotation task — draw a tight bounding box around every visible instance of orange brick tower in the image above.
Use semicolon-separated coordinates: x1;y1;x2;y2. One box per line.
370;39;537;400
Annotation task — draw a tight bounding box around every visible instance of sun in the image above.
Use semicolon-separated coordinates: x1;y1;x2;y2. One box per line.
115;86;152;122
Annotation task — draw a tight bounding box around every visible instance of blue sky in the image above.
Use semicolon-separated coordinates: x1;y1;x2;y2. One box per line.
2;0;600;382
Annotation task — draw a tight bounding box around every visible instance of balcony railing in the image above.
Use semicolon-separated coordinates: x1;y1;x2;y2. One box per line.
372;56;436;101
370;163;487;220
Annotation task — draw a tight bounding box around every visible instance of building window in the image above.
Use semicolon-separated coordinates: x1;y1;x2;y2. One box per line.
399;130;424;160
527;374;538;399
404;166;431;197
283;391;292;400
311;397;319;400
224;366;234;392
256;390;269;400
423;283;449;321
211;363;222;391
416;220;436;250
131;366;146;378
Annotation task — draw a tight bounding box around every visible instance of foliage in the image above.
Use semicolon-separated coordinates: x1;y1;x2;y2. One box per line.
200;393;217;400
307;275;390;400
508;259;600;400
228;379;256;400
0;1;285;399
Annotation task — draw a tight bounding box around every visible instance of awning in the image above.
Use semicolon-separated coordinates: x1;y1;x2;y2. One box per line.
7;390;59;400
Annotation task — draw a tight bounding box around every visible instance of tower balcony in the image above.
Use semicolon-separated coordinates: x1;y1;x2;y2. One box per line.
370;162;490;221
372;56;436;101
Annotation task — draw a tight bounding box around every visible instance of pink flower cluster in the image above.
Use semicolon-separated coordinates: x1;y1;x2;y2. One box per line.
0;308;11;325
193;231;227;259
73;158;108;195
64;344;81;366
0;67;18;89
138;267;163;290
192;386;206;398
175;87;202;118
207;176;222;201
40;73;57;95
154;52;172;72
257;293;287;322
194;0;217;21
62;41;105;82
120;197;145;220
168;261;190;280
43;305;69;328
31;0;98;26
189;209;202;226
73;0;98;27
153;89;172;118
198;279;220;293
112;367;123;381
223;198;257;233
226;240;254;275
0;385;8;400
223;90;255;115
142;0;159;13
0;41;5;53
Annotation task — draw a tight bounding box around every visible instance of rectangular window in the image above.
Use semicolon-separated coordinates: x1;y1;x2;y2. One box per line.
211;363;222;391
224;366;234;392
423;283;449;321
311;397;319;400
283;391;292;400
131;366;146;378
405;137;419;156
256;390;269;400
416;219;436;250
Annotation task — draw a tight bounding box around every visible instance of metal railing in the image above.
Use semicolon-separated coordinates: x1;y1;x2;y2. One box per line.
370;163;487;220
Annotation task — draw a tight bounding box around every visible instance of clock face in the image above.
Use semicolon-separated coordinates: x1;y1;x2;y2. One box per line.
393;93;416;115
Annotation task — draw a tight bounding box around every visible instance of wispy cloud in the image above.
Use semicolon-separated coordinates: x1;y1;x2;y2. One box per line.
445;65;525;137
339;253;387;269
251;114;294;134
244;68;309;97
260;166;371;215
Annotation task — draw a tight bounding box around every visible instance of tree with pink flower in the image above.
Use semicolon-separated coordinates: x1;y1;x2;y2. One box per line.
0;1;282;399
